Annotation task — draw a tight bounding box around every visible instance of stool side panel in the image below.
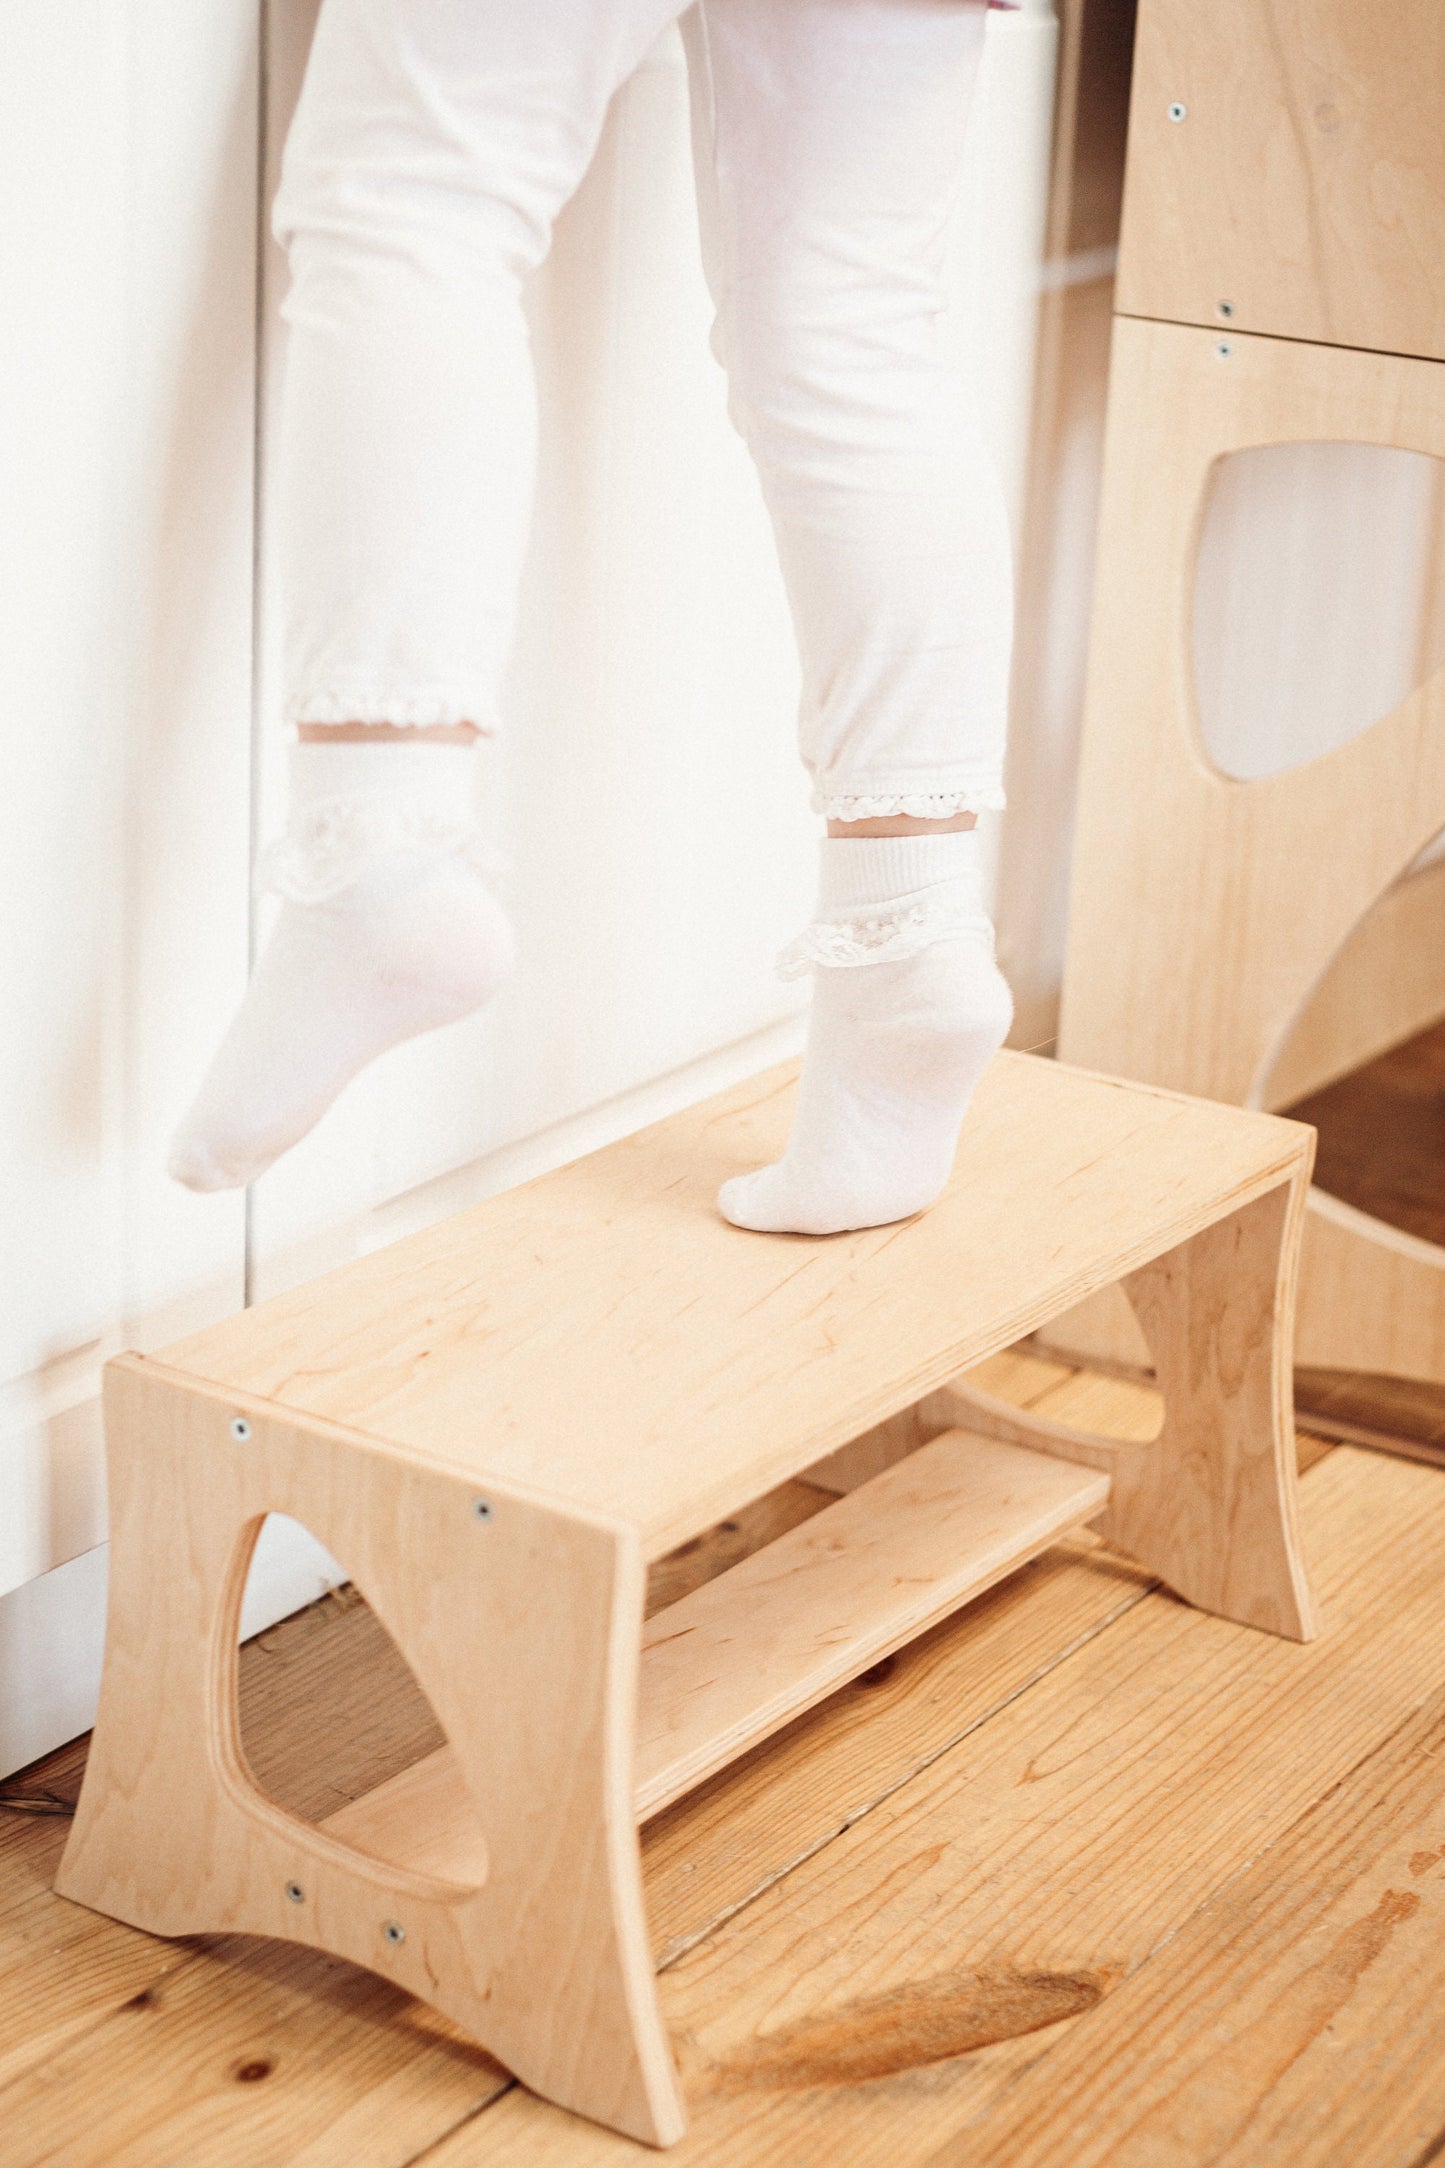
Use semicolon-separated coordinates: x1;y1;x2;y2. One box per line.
56;1356;686;2148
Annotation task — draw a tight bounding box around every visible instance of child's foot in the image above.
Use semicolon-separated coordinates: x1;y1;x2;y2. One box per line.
169;857;512;1191
168;739;513;1192
718;832;1011;1236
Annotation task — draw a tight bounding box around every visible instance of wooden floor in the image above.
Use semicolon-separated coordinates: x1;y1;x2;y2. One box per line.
1289;1017;1445;1464
7;1346;1445;2165
1288;1017;1445;1251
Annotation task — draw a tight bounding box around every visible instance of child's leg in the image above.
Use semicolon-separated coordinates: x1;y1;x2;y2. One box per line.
171;0;684;1191
684;0;1015;1234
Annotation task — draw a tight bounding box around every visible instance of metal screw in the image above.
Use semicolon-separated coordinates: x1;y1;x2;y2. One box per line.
1167;100;1187;122
1215;340;1233;359
230;1416;251;1442
472;1498;494;1524
285;1880;305;1903
383;1920;406;1946
1217;300;1235;319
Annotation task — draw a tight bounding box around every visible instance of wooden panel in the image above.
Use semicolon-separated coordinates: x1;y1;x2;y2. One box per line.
308;1431;1108;1856
160;1053;1307;1560
321;1749;487;1889
56;1360;684;2148
949;1195;1318;1638
1295;1188;1445;1384
1117;0;1445;361
638;1432;1108;1817
1059;317;1445;1111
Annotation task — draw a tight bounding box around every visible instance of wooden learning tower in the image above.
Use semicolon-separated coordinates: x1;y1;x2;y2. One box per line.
1054;0;1445;1388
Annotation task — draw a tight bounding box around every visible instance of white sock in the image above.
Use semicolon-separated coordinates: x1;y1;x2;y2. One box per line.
168;739;514;1192
718;831;1012;1236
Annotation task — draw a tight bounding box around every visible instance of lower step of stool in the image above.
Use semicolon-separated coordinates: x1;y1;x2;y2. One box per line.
320;1431;1109;1879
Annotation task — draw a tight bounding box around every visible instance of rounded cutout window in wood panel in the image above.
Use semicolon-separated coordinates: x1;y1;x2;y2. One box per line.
1193;442;1445;781
235;1513;487;1893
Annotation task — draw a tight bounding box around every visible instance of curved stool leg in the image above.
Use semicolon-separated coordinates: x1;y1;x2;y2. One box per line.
944;1172;1319;1644
1118;1178;1318;1641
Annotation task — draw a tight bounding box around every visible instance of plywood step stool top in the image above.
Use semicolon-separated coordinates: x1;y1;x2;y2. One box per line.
161;1051;1309;1559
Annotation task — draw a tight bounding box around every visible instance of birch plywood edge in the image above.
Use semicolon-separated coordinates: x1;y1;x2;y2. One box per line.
156;1053;1313;1561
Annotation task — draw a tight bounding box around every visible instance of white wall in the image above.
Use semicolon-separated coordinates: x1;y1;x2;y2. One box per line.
0;1;1060;1777
0;1;258;1601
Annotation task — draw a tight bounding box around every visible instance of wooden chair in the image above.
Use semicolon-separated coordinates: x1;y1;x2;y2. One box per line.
57;1052;1316;2145
1052;0;1445;1385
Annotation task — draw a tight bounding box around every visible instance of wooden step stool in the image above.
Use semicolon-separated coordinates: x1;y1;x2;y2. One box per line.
56;1052;1319;2147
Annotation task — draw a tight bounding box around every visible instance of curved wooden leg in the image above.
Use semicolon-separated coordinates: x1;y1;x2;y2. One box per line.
944;1177;1319;1643
1119;1179;1318;1641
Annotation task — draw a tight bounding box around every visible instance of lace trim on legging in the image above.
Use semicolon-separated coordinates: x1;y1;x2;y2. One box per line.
816;787;1007;823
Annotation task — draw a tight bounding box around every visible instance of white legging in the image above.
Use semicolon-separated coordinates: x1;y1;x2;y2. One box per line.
273;0;1014;822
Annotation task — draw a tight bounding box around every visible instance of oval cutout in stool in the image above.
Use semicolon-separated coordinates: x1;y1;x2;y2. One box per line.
235;1513;488;1895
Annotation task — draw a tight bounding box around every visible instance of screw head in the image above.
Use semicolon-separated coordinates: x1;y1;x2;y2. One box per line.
285;1880;305;1904
1217;300;1235;319
230;1416;251;1442
383;1920;406;1946
1215;340;1233;359
1167;100;1187;122
472;1498;494;1524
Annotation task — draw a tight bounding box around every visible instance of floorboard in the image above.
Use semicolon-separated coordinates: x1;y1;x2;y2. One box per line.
1287;1017;1445;1251
1288;1015;1445;1458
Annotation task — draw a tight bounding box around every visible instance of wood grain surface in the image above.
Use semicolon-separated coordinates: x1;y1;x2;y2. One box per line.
157;1052;1308;1559
1117;0;1445;360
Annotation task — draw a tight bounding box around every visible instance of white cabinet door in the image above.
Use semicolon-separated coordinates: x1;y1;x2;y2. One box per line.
0;0;260;1771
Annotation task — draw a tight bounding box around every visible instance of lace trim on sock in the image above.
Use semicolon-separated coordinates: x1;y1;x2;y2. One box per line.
257;796;490;903
818;787;1006;823
777;893;991;980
